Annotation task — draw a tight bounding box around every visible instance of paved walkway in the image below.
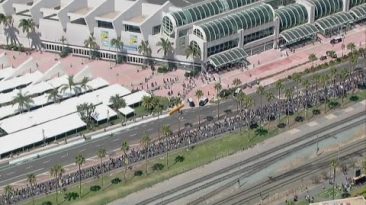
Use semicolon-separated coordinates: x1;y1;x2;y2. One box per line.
108;100;366;205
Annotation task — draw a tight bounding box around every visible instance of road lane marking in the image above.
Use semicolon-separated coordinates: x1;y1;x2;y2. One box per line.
79;149;86;153
113;138;120;142
6;171;14;176
130;133;137;137
42;160;50;164
25;166;32;170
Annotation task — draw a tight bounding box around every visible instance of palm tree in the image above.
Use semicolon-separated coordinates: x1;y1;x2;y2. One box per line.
110;94;127;122
50;164;65;204
331;159;338;200
12;91;34;113
156;38;173;59
265;92;275;128
162;124;172;168
138;40;152;68
60;35;67;51
232;78;241;88
347;42;356;54
214;83;222;119
140;134;151;174
275;79;284;123
84;35;98;59
285;88;293;125
292;73;302;99
142;96;155;113
47;88;62;103
320;75;330;113
78;76;92;92
349;52;359;75
4;185;13;201
195;89;203;128
97;149;106;187
302;79;310;120
121;141;129;181
330;67;338;86
339;69;349;105
256;85;266;127
362;159;366;174
308;53;317;67
110;37;123;64
75;154;85;197
185;43;201;71
60;75;80;95
18;18;35;48
27;173;37;205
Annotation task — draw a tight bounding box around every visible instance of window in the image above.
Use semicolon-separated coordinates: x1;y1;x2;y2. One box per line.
97;21;113;29
152;25;161;35
125;25;141;33
243;27;274;45
207;39;239;56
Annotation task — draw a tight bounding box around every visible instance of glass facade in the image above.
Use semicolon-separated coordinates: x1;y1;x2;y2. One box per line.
207;39;239;56
350;0;366;8
280;23;318;45
350;3;366;20
208;47;248;68
243;27;274;44
97;21;113;29
315;12;354;33
199;4;274;42
275;3;308;31
309;0;343;20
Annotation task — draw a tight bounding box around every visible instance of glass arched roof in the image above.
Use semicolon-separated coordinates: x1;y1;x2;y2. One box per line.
308;0;343;20
208;47;248;68
350;3;366;21
198;4;274;42
315;12;354;32
275;3;308;31
170;0;258;28
280;23;318;45
350;0;366;8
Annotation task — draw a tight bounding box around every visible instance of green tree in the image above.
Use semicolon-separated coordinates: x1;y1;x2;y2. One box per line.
84;35;98;59
256;85;266;127
331;159;338;200
60;35;67;51
349;52;359;75
292;73;302;99
12;91;34;113
195;89;203;128
110;37;123;64
60;75;81;95
75;154;86;197
18;18;35;48
330;67;338;86
265;92;275;128
121;141;130;181
185;43;201;71
142;96;157;113
109;94;126;110
97;149;106;187
162;124;172;168
47;88;62;103
346;42;356;54
4;185;13;201
320;75;330;113
140;134;151;174
339;70;349;105
275;79;284;123
79;76;92;92
50;164;65;204
156;38;173;59
214;83;222;119
302;79;310;120
77;103;96;128
138;40;152;68
308;53;317;67
285;88;294;125
27;173;37;205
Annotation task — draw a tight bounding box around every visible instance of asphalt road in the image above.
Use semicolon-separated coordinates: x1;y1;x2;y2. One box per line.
0;59;364;187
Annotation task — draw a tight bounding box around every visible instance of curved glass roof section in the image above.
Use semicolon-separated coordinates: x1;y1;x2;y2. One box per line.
308;0;343;20
315;12;354;32
280;23;318;45
208;47;248;68
350;3;366;20
275;4;308;31
350;0;366;8
170;0;258;28
199;4;274;42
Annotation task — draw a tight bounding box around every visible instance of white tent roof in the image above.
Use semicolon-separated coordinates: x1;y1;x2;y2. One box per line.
0;105;17;119
0;82;53;105
0;67;14;80
123;91;150;106
0;84;130;134
47;75;68;88
0;113;86;156
118;106;134;116
93;105;117;122
0;71;43;93
87;77;109;90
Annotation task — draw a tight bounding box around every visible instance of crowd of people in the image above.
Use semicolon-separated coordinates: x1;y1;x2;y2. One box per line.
1;69;365;205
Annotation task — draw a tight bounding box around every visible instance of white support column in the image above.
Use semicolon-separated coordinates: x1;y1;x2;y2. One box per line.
273;17;280;49
342;0;350;11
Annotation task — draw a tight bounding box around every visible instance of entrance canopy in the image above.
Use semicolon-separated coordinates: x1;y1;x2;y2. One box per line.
280;23;318;45
315;12;354;32
350;3;366;21
208;47;248;68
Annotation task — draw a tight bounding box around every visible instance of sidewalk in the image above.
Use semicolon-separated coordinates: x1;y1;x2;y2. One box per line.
108;100;366;205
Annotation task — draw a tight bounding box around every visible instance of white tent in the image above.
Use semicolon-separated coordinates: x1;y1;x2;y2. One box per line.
123;90;151;106
118;106;134;116
93;105;117;122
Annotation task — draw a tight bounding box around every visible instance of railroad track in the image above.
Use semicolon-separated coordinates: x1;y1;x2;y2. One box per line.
136;112;366;205
214;139;366;205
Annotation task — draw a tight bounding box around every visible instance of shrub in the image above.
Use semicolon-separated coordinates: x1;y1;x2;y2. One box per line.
255;127;268;136
134;170;143;177
219;89;233;98
116;55;124;64
90;185;101;192
295;116;304;122
350;95;359;102
41;202;52;205
152;163;164;171
59;47;72;58
312;109;321;115
328;101;340;109
111;177;122;184
277;123;286;128
64;192;79;201
175;155;185;163
157;66;169;73
341;192;351;198
249;122;258;129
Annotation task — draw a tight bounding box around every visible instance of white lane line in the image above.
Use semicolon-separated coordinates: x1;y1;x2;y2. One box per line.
6;171;14;176
79;149;86;153
113;138;120;142
42;160;50;164
25;166;32;170
130;133;137;137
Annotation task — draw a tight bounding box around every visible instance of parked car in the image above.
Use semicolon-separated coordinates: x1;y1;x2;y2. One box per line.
320;56;327;61
330;36;342;44
187;98;195;107
199;97;208;106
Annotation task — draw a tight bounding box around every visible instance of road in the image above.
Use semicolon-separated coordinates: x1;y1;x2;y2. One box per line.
0;60;364;187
